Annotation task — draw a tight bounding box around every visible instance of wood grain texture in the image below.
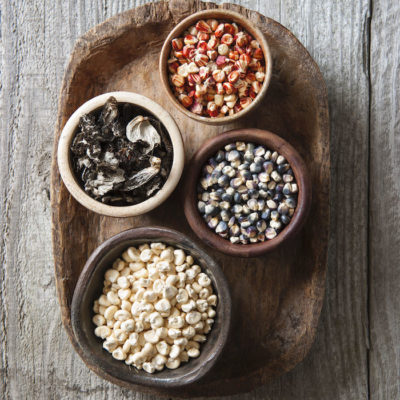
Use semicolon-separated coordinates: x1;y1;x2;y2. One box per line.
369;0;400;398
51;2;329;396
0;0;391;399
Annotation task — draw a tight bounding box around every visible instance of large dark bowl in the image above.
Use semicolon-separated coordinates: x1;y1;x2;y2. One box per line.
71;226;232;389
184;129;312;257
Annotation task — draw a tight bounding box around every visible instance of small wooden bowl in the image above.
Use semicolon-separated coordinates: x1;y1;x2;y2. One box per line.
184;129;312;257
57;91;184;217
159;9;273;125
71;226;232;389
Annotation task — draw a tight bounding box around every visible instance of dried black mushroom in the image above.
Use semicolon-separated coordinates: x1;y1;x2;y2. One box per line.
70;96;173;206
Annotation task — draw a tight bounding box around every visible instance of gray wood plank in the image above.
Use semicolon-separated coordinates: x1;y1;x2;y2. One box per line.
241;1;371;398
369;0;400;398
0;0;372;399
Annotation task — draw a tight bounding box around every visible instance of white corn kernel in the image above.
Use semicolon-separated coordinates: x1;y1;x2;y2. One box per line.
143;290;157;302
140;249;153;262
163;285;178;299
122;340;131;354
199;288;210;299
120;267;130;277
151;242;166;251
156;341;170;356
103;337;118;352
153;279;165;294
207;295;217;306
174;337;188;347
168;328;181;339
105;269;119;283
173;249;186;266
160;249;174;262
98;295;110;307
141;343;154;357
186;311;202;325
118;288;131;301
121;319;135;333
92;314;105;326
104;305;118;320
117;276;130;289
192;282;202;293
113;329;127;343
155;299;171;313
169;344;181;359
186;340;200;350
149;312;164;329
208;308;216;318
186;255;194;265
194;321;204;331
114;310;131;321
168;316;185;329
156;327;168;339
166;275;178;286
129;261;145;272
131;352;145;366
166;358;181;369
121;300;131;311
107;291;121;305
143;362;155;373
182;326;196;338
153;354;167;368
157;260;171;273
94;326;111;339
176;288;189;304
181;300;196;313
186;285;198;300
193;334;207;343
185;268;196;281
188;348;200;358
112;347;126;360
129;332;139;346
144;330;160;344
198;273;212;287
135;320;144;333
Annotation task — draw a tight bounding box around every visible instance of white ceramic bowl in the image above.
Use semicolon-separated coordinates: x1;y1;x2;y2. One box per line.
57;91;184;217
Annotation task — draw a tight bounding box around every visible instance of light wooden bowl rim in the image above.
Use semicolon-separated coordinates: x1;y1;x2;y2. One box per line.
159;9;273;126
57;91;185;217
184;129;312;257
71;226;232;388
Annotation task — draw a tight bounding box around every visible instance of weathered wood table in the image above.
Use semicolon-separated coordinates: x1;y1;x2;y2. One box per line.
1;0;399;399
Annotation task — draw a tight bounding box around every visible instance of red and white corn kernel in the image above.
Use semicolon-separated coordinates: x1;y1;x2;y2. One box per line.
168;18;266;117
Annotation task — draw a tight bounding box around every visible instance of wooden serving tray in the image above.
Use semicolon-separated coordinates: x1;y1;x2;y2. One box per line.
51;0;330;397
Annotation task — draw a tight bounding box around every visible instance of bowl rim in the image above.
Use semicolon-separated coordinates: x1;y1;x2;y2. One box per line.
57;91;185;217
159;9;273;126
70;226;232;388
183;129;312;257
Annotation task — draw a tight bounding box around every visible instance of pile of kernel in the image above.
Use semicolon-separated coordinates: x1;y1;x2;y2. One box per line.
168;19;266;117
92;243;217;373
197;142;299;244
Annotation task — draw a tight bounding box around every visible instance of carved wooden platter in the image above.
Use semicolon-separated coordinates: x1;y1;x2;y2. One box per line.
51;0;330;397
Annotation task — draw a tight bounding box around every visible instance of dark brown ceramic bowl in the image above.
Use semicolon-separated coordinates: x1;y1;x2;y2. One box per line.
159;9;272;125
71;227;231;389
184;129;312;257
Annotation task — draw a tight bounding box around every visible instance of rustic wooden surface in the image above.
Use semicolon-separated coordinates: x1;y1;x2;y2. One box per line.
1;0;399;399
51;1;329;396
